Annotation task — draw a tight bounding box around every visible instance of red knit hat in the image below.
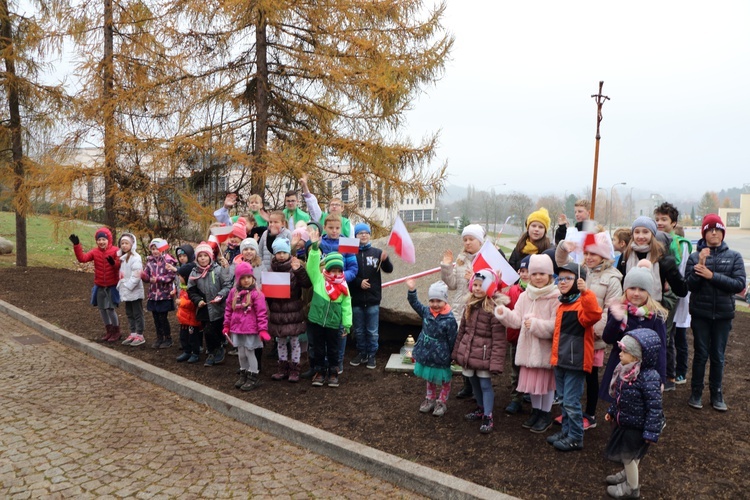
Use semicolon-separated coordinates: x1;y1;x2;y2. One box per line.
701;214;725;239
231;220;247;240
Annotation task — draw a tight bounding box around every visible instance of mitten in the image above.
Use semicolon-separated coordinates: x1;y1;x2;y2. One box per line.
69;234;79;245
259;330;271;342
140;271;149;281
106;256;116;266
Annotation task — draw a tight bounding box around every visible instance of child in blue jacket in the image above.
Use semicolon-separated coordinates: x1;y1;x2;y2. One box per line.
407;279;458;418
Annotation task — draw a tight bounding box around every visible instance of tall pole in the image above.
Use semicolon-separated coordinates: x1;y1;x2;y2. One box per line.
590;81;609;219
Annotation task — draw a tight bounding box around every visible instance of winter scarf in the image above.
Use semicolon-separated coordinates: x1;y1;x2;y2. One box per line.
231;287;256;310
522;239;541;256
609;360;642;398
323;270;348;301
190;263;211;281
525;282;557;301
620;301;655;331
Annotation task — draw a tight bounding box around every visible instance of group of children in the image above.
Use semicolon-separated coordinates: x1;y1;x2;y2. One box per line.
70;191;743;500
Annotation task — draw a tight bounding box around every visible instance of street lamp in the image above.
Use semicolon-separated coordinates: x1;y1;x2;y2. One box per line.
610;182;627;234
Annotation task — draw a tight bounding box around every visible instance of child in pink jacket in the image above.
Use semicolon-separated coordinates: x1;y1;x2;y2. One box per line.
223;262;269;391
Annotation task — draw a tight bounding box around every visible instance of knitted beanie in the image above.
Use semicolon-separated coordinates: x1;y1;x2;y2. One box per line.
240;238;259;254
526;207;551;232
354;223;371;236
428;281;449;302
95;230;108;240
469;268;499;296
231;220;247;240
701;214;726;239
584;231;615;260
631;216;657;236
623;259;654;295
461;224;485;242
292;226;310;243
619;335;643;361
528;253;553;275
272;237;291;254
235;261;254;280
323;252;345;271
195;242;214;263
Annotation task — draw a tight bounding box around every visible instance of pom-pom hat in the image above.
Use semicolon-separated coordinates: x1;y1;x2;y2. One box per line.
272;237;291;254
231;220;247;240
323;252;345;271
526;208;551;232
623;259;654;295
194;242;214;263
469;268;499;297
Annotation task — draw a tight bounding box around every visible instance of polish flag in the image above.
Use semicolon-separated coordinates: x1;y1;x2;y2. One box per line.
472;240;519;287
261;271;291;299
338;237;360;254
210;225;234;243
387;216;416;264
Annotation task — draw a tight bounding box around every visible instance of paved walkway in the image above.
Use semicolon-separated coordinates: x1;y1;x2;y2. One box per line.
0;312;424;499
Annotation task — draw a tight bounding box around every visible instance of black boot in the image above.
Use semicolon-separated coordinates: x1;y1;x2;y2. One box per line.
456;375;474;399
234;370;248;389
522;409;541;429
530;411;553;433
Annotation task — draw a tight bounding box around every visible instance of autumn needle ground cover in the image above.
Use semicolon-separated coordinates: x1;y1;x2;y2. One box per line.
1;266;748;499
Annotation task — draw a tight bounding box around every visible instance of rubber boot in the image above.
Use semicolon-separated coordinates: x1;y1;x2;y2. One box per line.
271;360;290;381
99;325;112;342
456;375;473;399
288;362;300;383
107;325;122;343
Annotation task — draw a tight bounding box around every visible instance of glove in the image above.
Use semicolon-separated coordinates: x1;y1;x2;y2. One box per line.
140;271;149;281
222;328;230;336
106;256;116;266
69;234;79;245
259;330;271;342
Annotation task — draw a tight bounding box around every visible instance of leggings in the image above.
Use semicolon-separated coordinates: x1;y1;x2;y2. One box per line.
99;308;119;326
238;346;259;373
277;336;302;363
530;391;556;412
152;311;171;339
624;459;640;489
124;300;145;334
469;376;495;417
426;381;451;403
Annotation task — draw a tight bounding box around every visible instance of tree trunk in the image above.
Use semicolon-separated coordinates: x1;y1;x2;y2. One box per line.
251;10;268;198
0;0;27;266
102;0;117;235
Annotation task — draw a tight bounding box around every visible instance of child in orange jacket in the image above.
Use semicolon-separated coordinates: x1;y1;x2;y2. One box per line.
176;263;203;363
547;262;602;452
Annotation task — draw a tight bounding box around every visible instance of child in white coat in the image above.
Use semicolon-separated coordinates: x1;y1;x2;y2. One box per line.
118;233;146;346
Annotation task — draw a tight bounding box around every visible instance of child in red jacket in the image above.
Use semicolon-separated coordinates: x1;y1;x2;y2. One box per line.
70;228;122;342
504;255;530;414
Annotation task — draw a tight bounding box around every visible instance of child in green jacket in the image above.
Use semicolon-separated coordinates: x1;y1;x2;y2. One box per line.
306;230;352;388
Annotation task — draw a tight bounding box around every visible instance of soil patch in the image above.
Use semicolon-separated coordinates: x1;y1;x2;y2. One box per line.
1;267;748;499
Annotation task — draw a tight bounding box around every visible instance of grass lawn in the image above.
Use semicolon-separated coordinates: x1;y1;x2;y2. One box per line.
0;211;100;268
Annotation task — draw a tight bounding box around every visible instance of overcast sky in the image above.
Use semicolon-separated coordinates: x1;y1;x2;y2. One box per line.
405;1;750;200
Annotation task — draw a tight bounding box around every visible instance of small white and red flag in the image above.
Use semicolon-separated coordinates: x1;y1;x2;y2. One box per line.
472;240;519;287
387;216;416;264
210;225;234;244
338;237;360;254
260;271;291;299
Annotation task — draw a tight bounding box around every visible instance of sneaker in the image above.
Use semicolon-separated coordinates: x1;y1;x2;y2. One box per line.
176;352;191;362
464;407;484;422
350;353;367;367
327;373;340;388
553;436;583;452
366;355;376;369
433;401;447;417
122;334;136;346
479;415;494;434
546;430;566;445
187;354;200;363
204;354;215;367
505;400;522;414
664;380;676;392
129;335;146;347
711;392;728;412
606;469;628;485
606;481;640;499
150;339;162;348
530;411;553;433
554;414;563;425
420;399;436;414
522;409;541;429
584;415;597;430
338;363;344;374
213;346;226;365
688;393;703;409
159;339;173;349
311;373;325;387
675;375;687;385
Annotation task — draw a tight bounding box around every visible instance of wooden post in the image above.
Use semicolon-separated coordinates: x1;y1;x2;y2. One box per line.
590;81;609;220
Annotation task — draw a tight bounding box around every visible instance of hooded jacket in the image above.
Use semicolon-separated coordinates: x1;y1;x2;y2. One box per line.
117;232;144;302
607;328;664;443
550;289;602;372
223;287;268;335
686;240;746;320
73;227;121;286
187;262;232;322
177;244;195;263
142;252;177;302
267;256;311;338
452;301;507;373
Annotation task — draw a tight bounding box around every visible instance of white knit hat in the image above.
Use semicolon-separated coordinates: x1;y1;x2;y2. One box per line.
461;224;485;243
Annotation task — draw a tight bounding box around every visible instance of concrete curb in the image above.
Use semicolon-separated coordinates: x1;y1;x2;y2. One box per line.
0;299;514;500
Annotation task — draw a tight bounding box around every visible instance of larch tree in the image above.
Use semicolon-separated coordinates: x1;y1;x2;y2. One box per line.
172;0;453;213
0;0;68;266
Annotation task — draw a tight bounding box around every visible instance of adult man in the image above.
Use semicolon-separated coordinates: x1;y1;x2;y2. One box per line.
555;199;591;244
283;187;311;230
685;214;745;411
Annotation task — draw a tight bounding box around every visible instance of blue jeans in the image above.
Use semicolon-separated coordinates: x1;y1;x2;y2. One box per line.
554;367;587;443
352;305;380;356
691;316;732;394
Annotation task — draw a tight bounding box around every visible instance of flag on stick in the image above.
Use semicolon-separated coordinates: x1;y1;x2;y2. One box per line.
472;240;519;287
387;216;416;264
338;237;360;254
261;271;291;299
210;225;234;244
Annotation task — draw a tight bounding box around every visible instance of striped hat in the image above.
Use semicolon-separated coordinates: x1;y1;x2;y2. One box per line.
149;238;169;253
323;252;345;271
195;242;214;263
